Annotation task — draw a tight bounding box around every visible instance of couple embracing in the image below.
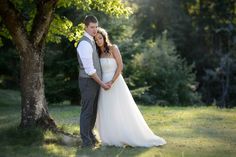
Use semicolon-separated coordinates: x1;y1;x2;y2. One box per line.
76;15;166;148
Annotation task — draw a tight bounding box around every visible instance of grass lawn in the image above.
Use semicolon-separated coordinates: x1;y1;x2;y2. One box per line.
0;89;236;157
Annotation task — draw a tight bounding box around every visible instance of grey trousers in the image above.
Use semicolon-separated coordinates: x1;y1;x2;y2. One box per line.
79;77;100;146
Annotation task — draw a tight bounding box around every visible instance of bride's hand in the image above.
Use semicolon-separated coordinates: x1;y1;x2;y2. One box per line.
106;80;113;88
101;83;110;90
107;79;114;85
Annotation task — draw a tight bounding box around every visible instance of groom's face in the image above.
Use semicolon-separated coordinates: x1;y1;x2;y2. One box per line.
85;22;98;37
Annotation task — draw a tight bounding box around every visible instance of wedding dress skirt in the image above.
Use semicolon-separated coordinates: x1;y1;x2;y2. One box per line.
96;58;166;147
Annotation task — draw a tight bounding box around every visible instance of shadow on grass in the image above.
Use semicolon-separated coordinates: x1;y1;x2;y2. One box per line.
191;111;236;144
0;126;44;146
0;126;77;157
0;126;51;157
75;145;160;157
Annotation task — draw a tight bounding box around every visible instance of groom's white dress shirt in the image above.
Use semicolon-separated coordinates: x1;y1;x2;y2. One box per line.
77;32;96;76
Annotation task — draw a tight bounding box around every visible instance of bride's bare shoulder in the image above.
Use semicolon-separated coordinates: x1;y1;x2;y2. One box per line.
109;45;121;58
109;44;119;52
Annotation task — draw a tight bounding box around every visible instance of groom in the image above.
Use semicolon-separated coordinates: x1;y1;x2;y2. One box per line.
76;15;110;147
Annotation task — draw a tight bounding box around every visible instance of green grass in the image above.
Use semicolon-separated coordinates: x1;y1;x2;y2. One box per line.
0;89;236;157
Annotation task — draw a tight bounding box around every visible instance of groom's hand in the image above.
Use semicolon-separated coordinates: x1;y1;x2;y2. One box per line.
106;82;112;88
101;83;110;90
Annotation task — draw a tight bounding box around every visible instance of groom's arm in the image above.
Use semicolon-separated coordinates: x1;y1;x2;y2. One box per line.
77;41;96;75
77;41;110;90
90;73;110;90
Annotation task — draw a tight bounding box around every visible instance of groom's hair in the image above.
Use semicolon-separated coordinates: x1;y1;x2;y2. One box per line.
84;15;98;26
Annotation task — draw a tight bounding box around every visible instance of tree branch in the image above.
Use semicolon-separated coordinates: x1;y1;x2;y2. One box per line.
0;0;30;52
30;0;58;47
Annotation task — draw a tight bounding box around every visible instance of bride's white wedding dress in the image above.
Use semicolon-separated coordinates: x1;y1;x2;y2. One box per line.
96;58;166;147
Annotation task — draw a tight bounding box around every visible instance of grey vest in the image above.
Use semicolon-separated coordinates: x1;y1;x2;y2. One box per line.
77;36;102;79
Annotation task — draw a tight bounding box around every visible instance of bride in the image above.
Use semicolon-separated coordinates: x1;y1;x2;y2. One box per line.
95;27;166;147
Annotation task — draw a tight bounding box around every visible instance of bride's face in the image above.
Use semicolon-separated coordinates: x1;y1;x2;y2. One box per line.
95;33;104;47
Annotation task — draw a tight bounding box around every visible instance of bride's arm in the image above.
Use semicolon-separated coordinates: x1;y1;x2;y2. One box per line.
109;45;123;84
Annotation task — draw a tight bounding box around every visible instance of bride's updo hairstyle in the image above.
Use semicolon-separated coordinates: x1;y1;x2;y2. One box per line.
97;27;112;56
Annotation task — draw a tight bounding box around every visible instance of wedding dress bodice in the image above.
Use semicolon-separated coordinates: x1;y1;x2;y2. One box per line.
100;58;117;82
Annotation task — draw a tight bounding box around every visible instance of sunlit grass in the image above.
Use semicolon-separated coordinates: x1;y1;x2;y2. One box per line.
139;106;236;157
0;89;236;157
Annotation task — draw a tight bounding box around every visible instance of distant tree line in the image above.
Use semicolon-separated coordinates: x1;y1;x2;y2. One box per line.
1;0;235;108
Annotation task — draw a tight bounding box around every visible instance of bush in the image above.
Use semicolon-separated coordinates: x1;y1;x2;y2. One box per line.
129;31;201;105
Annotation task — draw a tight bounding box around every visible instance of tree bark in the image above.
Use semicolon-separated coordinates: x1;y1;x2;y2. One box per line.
0;0;58;130
19;45;56;129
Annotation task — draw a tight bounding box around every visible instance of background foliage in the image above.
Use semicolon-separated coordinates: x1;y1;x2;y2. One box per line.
0;0;235;107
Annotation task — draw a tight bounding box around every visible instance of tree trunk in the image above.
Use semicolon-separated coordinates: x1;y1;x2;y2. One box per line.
19;45;56;129
0;0;58;130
